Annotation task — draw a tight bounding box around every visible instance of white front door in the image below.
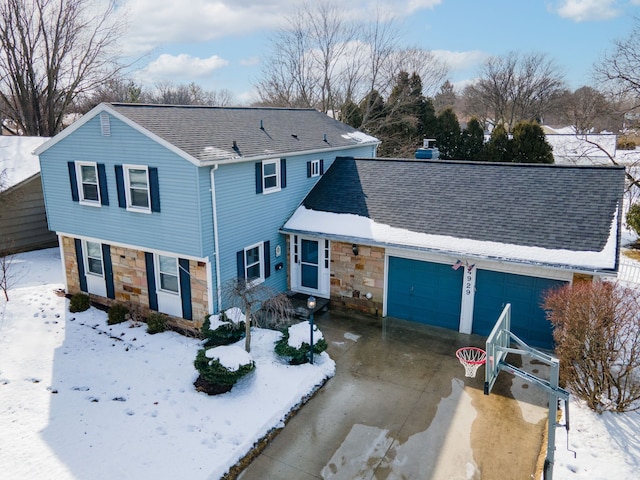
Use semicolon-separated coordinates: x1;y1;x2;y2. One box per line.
291;235;330;298
84;241;107;297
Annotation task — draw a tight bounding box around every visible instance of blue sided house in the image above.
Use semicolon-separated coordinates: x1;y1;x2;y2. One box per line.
36;103;379;330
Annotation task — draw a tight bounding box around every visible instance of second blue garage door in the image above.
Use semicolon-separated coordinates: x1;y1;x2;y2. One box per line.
387;257;463;329
472;270;567;349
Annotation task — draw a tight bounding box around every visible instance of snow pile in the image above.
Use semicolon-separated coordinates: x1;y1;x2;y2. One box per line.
205;345;253;371
0;136;49;188
0;249;335;480
207;306;246;330
287;320;324;348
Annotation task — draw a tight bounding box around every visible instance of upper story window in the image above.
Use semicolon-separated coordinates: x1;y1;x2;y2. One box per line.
68;161;108;206
125;165;150;211
115;165;160;213
262;159;280;193
255;159;286;194
307;159;324;178
77;162;100;204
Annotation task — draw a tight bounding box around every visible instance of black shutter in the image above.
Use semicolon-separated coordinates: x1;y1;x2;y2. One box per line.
115;165;126;208
97;164;109;206
255;162;263;194
263;241;271;279
102;244;115;299
145;252;158;311
68;162;79;202
74;239;87;292
280;158;287;188
149;167;160;212
320;159;324;174
306;161;312;178
179;258;192;320
236;250;245;279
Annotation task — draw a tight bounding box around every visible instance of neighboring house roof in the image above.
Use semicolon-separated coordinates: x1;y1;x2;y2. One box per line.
0;136;49;191
35;103;379;165
283;158;625;272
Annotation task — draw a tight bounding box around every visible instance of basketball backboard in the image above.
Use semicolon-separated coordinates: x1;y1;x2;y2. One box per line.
484;303;511;395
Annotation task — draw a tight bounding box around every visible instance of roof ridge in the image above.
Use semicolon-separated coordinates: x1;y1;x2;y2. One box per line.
108;102;318;112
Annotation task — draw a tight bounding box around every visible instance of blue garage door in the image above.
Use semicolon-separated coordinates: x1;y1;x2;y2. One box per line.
387;257;463;329
472;270;567;349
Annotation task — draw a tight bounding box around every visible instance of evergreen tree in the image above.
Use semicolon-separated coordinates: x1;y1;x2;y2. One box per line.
485;124;512;162
511;121;554;163
435;108;462;159
460;117;485;160
433;80;456;113
341;99;362;128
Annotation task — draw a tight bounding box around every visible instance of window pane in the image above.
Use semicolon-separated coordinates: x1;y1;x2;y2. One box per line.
301;239;318;264
245;246;260;265
128;169;148;188
301;264;318;289
160;273;179;292
82;184;99;201
264;176;277;189
131;189;149;208
246;263;261;280
87;242;102;258
88;257;103;275
263;163;276;176
81;165;97;183
159;256;177;275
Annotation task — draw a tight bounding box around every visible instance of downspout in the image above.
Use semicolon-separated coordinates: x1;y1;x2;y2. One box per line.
210;165;223;313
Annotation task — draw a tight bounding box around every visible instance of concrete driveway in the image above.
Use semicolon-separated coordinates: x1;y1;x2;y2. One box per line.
239;310;550;480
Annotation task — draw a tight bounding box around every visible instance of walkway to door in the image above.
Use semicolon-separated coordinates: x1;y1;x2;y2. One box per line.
239;310;550;479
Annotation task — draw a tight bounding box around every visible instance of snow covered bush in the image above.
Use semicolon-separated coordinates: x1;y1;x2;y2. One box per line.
274;321;328;365
201;308;245;347
146;312;168;334
543;281;640;413
193;345;255;395
69;293;90;313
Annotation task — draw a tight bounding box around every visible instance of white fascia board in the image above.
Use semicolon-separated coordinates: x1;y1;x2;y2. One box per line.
56;231;207;262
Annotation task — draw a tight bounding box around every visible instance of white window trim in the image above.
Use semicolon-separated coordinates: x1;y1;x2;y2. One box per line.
244;241;265;286
310;159;321;177
76;161;101;207
156;254;180;296
262;159;281;194
123;164;151;213
84;240;104;277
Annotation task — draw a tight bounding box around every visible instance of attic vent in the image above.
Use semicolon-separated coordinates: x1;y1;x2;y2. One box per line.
100;112;111;136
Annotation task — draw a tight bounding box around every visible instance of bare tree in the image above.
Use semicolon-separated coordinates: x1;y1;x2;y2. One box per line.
462;51;565;131
0;0;125;136
144;81;235;106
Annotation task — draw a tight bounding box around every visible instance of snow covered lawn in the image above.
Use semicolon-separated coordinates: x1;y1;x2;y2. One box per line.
0;248;335;480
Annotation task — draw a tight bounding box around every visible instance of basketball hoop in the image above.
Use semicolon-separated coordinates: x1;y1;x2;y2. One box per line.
456;347;486;378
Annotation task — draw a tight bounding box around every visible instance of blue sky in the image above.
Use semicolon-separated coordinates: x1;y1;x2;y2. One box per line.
120;0;640;104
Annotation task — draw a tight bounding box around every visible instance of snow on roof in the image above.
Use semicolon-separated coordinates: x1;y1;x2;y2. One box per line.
283;206;619;271
0;136;49;189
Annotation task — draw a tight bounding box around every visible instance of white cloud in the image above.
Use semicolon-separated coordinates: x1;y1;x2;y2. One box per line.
136;53;229;85
239;56;260;67
554;0;620;22
431;50;489;72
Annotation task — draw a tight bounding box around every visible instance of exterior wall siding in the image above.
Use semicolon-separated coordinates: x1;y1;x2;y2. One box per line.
330;241;384;315
0;176;57;254
213;145;374;308
40;114;207;258
61;235;209;331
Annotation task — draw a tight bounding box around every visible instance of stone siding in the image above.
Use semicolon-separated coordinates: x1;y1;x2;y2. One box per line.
330;241;384;315
61;236;208;332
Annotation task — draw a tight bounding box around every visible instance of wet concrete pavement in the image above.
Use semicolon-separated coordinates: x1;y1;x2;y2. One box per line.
239;310;550;480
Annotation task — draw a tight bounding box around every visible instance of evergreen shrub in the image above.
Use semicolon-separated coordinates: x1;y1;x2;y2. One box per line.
626;203;640;237
201;310;245;347
193;346;255;395
146;312;168;334
107;303;129;325
274;323;328;365
69;293;90;313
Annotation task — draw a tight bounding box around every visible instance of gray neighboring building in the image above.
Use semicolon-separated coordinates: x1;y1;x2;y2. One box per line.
0;136;57;255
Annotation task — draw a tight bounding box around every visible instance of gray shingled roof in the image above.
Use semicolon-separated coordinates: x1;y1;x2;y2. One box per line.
301;158;625;252
108;103;378;162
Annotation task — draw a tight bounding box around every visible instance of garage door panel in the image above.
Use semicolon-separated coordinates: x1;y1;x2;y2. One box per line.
472;269;566;349
388;257;462;329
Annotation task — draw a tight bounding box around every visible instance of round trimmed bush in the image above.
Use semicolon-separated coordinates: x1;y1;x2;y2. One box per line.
194;345;255;395
107;304;129;325
69;293;90;313
274;321;328;365
146;312;168;334
201;309;245;347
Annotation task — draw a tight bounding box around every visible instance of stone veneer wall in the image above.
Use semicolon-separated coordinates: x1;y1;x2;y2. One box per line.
330;241;384;315
61;235;209;331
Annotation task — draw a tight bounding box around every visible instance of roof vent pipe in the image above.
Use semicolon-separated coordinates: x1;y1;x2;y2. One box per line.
260;119;264;130
323;133;327;142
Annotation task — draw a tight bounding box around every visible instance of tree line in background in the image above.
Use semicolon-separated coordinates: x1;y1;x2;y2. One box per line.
0;0;639;166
